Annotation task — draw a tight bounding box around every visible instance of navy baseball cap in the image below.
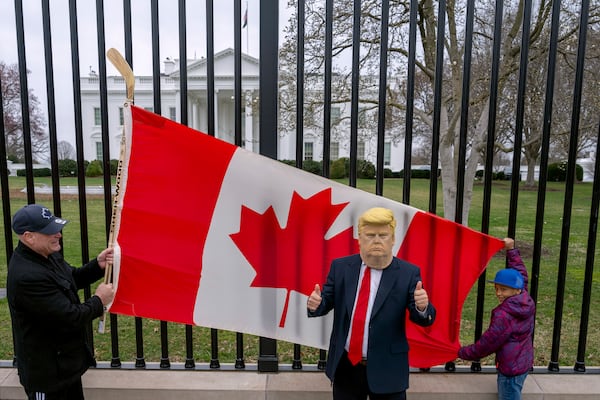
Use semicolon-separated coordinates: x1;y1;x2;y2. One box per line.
12;204;69;235
488;269;524;290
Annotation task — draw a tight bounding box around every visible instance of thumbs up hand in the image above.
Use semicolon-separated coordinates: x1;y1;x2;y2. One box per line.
307;284;322;312
414;281;429;312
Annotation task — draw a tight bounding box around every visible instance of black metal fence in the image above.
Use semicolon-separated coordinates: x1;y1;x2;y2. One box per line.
1;0;599;374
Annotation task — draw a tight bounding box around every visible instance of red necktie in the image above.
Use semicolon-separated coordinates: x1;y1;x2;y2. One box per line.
348;267;371;365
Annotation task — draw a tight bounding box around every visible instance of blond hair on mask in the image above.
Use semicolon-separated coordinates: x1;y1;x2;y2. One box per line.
358;207;397;233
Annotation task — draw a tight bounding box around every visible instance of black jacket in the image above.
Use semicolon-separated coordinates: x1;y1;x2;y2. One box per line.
7;241;105;393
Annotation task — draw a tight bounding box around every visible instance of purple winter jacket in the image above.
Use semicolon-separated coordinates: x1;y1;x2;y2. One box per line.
458;248;535;376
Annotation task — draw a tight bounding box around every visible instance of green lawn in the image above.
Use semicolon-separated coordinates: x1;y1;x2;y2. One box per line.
1;176;598;367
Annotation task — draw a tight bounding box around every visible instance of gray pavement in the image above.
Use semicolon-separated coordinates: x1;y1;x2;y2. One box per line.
1;364;599;399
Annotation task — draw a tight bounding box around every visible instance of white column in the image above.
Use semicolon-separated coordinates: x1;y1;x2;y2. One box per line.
245;91;254;151
192;101;198;130
175;90;181;122
214;90;219;138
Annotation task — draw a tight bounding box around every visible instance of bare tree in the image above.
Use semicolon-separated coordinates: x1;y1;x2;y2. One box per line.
549;8;600;163
57;140;76;160
279;0;588;222
1;61;47;162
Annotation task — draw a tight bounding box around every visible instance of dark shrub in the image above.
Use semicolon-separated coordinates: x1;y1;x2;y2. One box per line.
357;159;376;179
110;159;119;176
17;168;51;177
86;160;103;177
58;159;78;177
302;160;322;175
330;158;347;179
548;162;567;182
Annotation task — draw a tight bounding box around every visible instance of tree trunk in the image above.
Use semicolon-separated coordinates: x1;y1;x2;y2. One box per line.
526;157;537;187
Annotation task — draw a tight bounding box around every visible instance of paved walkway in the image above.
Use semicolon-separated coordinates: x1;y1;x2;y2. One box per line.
1;364;599;399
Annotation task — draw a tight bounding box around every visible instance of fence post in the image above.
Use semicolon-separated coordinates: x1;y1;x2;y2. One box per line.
257;0;279;373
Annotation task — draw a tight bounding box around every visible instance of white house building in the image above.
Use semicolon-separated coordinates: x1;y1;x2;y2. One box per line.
79;48;405;172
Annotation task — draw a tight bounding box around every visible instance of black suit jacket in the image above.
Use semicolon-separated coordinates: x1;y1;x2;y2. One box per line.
308;254;436;394
7;241;105;393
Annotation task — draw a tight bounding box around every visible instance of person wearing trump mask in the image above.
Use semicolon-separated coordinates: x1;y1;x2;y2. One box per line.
308;207;436;400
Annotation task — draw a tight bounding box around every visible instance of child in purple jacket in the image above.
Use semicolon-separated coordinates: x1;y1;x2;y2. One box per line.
458;238;535;400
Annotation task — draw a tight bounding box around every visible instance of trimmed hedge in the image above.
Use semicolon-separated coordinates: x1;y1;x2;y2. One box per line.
58;159;78;177
16;168;51;177
398;169;440;179
279;158;377;179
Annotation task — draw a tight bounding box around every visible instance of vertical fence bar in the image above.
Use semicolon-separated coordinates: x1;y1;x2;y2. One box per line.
206;0;226;371
454;0;475;227
292;0;307;370
121;0;143;369
321;0;333;180
210;328;220;368
179;0;188;126
67;0;94;359
234;0;242;147
177;0;195;369
315;0;336;371
95;0;122;365
375;0;389;197
206;0;215;137
120;0;146;368
446;0;476;373
185;325;194;369
149;0;170;369
95;0;112;241
531;1;561;359
123;0;133;67
506;0;532;239
0;49;16;367
159;322;169;368
41;0;62;217
0;75;12;259
575;119;600;372
13;0;34;201
258;0;279;372
135;317;145;368
295;0;305;170
235;332;245;369
67;0;90;271
151;0;161;115
472;0;504;373
429;0;445;215
402;0;417;204
348;0;361;188
549;0;589;372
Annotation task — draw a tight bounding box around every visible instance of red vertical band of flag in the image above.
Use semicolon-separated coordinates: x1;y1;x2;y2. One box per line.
111;105;504;368
111;106;237;323
398;211;504;367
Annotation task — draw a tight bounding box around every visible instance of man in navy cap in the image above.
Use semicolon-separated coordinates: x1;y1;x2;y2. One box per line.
7;204;115;400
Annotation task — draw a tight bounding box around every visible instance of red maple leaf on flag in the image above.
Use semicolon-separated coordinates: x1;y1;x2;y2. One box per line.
230;188;359;328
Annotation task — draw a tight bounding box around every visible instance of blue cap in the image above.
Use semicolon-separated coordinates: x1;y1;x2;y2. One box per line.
488;269;524;290
12;204;69;235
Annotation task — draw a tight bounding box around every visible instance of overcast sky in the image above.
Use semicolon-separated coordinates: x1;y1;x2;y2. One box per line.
0;0;292;153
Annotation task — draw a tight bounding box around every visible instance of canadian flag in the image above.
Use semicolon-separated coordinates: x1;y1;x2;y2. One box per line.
110;105;503;368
